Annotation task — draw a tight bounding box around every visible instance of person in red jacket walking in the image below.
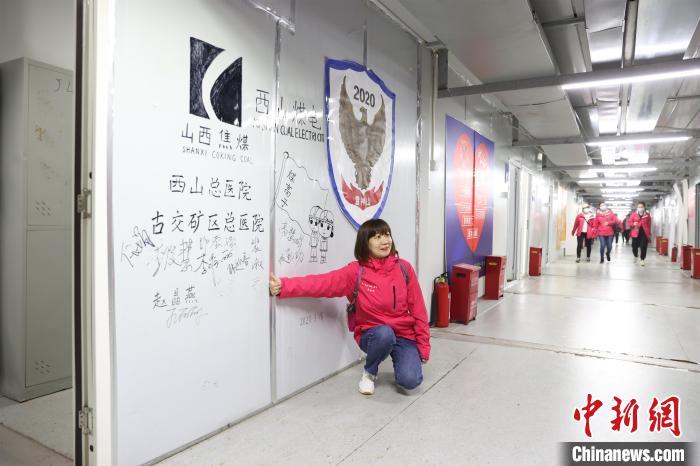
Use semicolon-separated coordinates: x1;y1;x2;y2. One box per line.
269;219;430;396
594;202;619;263
629;201;652;266
571;204;595;262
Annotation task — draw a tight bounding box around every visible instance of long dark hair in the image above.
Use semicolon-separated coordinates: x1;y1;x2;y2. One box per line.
354;219;397;262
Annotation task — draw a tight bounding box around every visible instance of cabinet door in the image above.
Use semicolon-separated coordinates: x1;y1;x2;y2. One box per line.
25;229;72;387
26;63;73;227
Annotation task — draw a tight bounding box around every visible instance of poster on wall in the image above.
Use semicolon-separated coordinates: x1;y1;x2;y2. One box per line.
689;184;695;220
445;115;494;277
557;186;567;248
325;59;395;229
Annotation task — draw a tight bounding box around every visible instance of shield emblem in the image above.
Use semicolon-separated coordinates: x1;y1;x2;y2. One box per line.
325;59;395;229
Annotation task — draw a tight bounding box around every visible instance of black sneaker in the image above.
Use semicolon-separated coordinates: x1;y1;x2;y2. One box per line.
606;252;611;262
600;258;604;264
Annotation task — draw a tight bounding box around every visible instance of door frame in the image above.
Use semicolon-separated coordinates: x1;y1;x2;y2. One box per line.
75;0;97;463
506;162;520;281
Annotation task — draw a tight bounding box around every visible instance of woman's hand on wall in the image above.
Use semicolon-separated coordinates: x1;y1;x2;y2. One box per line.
269;273;282;296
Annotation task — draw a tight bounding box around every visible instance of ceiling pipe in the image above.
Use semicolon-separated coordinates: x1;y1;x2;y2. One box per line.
618;0;638;135
540;16;585;28
542;161;700;172
437;57;700;98
512;131;700;147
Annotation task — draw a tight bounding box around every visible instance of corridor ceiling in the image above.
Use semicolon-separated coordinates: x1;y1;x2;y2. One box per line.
380;0;700;209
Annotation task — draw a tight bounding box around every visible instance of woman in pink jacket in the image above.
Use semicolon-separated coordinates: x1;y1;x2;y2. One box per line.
594;202;619;264
571;204;595;262
629;201;652;266
269;219;430;396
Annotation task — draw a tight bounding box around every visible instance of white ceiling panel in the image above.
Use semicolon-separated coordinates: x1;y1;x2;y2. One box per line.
505;90;581;137
545;144;589;165
625;79;684;133
397;0;557;81
588;26;623;64
635;0;700;60
584;0;625;32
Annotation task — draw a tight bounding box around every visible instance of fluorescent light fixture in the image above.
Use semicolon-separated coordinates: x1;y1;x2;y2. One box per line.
578;179;642;187
603;172;625;179
595;167;657;174
601;188;644;193
562;68;700;90
601;146;616;165
605;179;642;187
586;136;690;147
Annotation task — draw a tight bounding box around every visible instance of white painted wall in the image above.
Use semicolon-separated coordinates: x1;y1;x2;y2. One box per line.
0;0;75;69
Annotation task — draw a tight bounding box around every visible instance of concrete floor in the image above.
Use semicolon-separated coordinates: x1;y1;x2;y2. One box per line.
160;243;700;465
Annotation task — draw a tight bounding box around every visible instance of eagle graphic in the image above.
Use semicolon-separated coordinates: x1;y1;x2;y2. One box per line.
339;76;386;190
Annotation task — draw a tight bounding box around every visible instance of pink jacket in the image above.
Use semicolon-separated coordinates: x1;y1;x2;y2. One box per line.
571;213;596;239
629;211;652;238
279;255;431;360
594;210;618;236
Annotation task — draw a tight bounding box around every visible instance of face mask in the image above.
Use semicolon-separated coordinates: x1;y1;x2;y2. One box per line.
600;205;607;212
583;208;590;214
637;208;644;215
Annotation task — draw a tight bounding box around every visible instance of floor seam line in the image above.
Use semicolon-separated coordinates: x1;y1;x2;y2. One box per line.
539;272;689;285
431;333;700;373
335;347;478;465
503;289;700;311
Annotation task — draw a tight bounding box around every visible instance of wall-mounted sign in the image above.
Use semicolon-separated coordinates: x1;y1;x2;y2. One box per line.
325;59;395;229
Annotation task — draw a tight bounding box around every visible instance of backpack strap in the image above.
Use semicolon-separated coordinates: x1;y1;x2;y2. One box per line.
398;261;409;285
350;266;364;306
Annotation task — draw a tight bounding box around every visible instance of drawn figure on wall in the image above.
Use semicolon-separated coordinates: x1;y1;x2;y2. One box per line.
318;210;334;264
308;205;321;262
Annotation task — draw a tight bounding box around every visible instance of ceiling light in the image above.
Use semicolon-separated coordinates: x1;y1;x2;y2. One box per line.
586;136;691;147
596;167;657;174
605;180;642;187
601;146;616;165
600;188;644;193
578;179;642;186
561;68;700;90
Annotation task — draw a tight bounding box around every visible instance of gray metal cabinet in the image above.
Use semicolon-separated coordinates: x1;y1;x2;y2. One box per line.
0;58;73;401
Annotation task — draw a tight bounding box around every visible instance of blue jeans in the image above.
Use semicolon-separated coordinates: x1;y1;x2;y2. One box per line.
359;325;423;389
599;235;613;258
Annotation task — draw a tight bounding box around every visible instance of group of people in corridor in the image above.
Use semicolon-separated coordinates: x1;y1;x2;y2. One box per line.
571;202;652;265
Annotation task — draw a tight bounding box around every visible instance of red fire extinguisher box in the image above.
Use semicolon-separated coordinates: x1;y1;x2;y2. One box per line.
450;263;480;324
659;238;669;256
682;245;693;270
484;255;506;300
671;246;678;262
529;247;543;276
692;249;700;279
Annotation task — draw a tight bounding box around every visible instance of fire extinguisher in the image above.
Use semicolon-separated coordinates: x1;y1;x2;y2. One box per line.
430;273;448;326
435;276;450;328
